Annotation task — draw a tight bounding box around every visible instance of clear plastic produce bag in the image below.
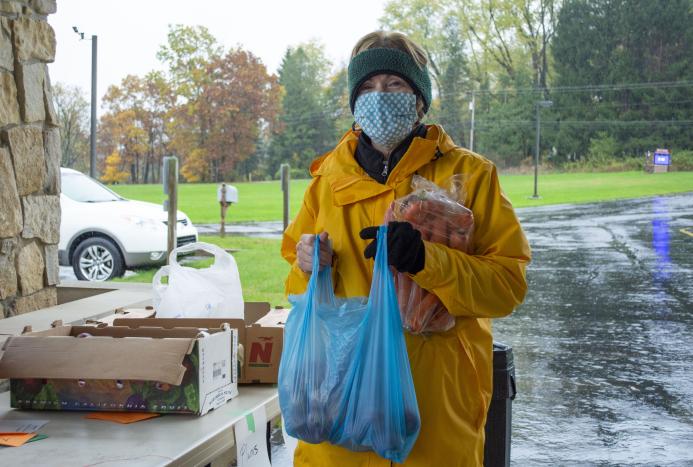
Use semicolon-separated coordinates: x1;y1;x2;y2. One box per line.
278;226;420;463
152;242;244;319
385;175;475;334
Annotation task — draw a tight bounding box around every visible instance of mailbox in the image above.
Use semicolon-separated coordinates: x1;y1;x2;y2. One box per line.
217;184;238;204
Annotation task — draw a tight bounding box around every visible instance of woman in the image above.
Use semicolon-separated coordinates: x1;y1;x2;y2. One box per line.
281;31;531;466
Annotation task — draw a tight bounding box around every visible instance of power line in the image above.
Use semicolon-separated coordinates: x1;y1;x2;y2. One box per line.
265;82;693;127
467;120;693;132
533;99;693;112
455;80;693;98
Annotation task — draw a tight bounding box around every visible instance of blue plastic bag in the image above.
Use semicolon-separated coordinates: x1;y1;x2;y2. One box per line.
279;226;421;462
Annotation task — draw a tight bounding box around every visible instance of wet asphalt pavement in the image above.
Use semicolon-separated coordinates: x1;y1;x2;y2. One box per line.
493;193;693;466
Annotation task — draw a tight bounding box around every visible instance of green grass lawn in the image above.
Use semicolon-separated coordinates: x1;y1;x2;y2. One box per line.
112;180;311;224
502;171;693;208
114;235;291;307
110;171;693;224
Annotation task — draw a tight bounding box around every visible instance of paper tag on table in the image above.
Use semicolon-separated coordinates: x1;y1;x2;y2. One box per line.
234;407;270;467
0;419;49;433
0;433;36;447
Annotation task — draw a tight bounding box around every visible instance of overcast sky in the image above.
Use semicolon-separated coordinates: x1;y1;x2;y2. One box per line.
48;0;386;106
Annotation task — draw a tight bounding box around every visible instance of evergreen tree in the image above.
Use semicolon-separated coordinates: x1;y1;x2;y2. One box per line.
324;68;352;141
439;16;469;146
552;0;693;161
268;44;334;178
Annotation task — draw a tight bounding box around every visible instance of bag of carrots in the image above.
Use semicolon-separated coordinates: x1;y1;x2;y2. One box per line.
385;175;474;334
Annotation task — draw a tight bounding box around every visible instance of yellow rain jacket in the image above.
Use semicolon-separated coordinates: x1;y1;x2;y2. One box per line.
281;125;531;466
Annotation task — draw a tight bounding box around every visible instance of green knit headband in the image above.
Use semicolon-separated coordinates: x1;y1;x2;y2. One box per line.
348;47;432;114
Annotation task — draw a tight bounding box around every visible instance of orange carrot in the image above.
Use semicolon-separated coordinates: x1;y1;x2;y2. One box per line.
455;208;474;231
384;201;396;223
397;274;414;311
426;307;455;333
449;231;470;252
409;290;442;333
428;218;449;244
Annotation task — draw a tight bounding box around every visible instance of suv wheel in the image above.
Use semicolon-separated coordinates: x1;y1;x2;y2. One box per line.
72;237;125;281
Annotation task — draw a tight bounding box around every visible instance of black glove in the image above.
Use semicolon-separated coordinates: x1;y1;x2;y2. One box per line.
360;221;425;275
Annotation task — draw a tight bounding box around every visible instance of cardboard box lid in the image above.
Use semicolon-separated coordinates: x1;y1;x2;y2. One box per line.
113;318;247;345
85;307;156;326
112;302;273;341
253;307;290;327
0;325;204;385
245;302;272;324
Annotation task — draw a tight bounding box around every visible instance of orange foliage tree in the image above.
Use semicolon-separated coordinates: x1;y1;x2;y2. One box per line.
200;48;281;181
100;150;130;184
98;25;282;183
100;73;174;183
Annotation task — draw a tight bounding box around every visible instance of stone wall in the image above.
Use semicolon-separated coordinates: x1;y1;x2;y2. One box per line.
0;0;60;317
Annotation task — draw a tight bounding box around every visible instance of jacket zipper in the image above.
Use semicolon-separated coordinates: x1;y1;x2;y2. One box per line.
381;158;389;178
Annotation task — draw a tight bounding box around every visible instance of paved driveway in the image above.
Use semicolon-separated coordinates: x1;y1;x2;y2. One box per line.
496;193;693;465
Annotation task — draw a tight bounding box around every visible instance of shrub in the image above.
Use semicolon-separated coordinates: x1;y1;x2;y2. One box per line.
670;150;693;171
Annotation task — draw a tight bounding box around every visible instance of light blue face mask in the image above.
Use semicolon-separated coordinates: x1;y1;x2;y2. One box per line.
353;92;418;148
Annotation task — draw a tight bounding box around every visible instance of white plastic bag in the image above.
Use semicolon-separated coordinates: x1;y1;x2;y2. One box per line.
153;242;244;319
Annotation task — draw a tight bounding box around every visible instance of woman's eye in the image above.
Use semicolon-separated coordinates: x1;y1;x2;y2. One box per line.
388;80;405;87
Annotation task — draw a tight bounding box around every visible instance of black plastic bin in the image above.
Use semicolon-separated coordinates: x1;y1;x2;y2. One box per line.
484;342;516;467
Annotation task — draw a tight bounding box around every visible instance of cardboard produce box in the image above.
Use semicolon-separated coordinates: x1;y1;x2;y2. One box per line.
0;324;238;415
113;302;289;384
84;306;156;326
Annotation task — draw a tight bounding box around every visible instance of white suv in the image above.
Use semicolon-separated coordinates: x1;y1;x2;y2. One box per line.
59;168;198;281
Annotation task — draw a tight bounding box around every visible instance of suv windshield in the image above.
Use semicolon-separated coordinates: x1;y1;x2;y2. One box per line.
61;172;123;202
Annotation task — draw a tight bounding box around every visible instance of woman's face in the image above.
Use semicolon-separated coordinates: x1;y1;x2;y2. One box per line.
357;74;414;96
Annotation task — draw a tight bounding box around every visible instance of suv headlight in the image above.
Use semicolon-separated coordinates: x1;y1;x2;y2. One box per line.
121;215;162;230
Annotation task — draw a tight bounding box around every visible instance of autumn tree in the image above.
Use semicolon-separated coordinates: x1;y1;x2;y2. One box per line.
52;82;90;171
179;148;208;182
101;150;130;184
157;24;222;175
97;109;147;182
199;48;281;181
100;73;174;183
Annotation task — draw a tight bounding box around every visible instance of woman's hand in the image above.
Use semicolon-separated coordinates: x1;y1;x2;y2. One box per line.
296;232;333;274
360;221;425;274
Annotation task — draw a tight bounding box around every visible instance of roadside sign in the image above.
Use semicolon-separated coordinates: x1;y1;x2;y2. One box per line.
654;148;671;166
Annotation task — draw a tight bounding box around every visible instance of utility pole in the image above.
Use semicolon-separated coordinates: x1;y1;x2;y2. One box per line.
281;164;290;231
90;35;97;178
469;92;475;152
531;100;553;199
163;156;178;260
73;27;98;178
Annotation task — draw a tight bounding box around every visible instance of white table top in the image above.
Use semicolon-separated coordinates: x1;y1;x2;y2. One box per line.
0;282;153;338
0;385;280;466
